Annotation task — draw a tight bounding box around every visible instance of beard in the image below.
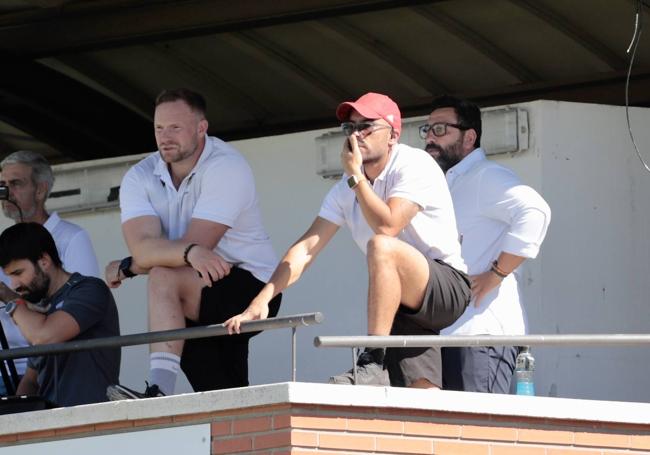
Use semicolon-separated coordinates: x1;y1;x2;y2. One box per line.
425;139;465;173
2;199;35;222
158;136;200;164
15;263;50;304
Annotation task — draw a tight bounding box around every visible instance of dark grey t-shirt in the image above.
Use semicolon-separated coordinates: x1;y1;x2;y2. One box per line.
27;273;120;407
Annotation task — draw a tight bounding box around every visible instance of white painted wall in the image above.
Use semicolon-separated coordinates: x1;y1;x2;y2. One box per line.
3;100;649;402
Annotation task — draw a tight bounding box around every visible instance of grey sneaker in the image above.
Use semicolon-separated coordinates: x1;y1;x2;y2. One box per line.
329;350;390;386
106;382;165;401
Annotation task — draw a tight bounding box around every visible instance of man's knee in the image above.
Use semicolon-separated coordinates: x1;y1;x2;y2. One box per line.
367;234;398;263
148;266;183;293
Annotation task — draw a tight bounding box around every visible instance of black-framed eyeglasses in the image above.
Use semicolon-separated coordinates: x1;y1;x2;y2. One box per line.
418;122;469;139
341;121;392;137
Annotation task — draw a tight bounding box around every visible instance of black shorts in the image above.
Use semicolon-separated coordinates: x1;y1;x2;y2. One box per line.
385;259;470;388
180;267;282;392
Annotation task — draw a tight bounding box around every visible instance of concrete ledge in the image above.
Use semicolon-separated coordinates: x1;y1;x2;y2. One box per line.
2;382;649;436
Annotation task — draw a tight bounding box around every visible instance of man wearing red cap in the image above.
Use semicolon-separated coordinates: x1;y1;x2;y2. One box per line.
226;92;471;388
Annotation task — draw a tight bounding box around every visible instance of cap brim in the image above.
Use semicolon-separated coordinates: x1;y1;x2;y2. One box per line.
336;101;382;121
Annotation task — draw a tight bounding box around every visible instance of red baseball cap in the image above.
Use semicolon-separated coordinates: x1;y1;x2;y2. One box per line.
336;92;402;135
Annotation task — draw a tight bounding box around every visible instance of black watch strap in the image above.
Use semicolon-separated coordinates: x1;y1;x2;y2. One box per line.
119;256;136;278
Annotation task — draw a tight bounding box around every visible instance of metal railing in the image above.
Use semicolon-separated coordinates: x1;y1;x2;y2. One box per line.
0;312;323;384
314;334;650;385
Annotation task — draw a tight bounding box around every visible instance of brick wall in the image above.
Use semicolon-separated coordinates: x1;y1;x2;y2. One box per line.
1;384;649;454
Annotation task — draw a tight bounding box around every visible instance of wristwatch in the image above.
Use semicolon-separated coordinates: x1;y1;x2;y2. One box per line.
5;299;24;317
119;256;137;278
347;175;366;189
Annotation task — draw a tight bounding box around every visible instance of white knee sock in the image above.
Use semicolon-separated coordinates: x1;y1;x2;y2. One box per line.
148;352;181;395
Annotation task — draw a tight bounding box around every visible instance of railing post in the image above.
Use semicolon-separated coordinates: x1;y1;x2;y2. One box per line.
291;326;297;382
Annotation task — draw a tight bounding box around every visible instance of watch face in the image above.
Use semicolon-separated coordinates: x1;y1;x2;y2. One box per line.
5;301;15;315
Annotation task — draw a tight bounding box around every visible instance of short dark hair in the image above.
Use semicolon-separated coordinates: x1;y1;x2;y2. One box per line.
0;223;62;268
155;88;207;118
430;95;482;148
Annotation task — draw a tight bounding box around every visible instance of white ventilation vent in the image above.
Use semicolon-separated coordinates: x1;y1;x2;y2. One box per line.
47;153;149;215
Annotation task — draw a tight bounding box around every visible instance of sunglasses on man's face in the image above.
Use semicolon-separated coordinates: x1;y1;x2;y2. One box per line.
341;121;392;137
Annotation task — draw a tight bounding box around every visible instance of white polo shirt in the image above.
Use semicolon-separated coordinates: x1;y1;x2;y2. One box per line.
0;212;100;376
319;143;466;272
120;135;277;282
441;149;551;336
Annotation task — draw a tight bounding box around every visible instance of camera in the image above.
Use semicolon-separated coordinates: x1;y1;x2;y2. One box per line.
0;185;8;201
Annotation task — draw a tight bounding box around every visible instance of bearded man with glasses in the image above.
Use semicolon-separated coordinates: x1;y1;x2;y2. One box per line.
423;95;551;394
226;92;471;389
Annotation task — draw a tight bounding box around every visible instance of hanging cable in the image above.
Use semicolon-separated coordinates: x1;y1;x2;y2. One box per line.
625;0;649;173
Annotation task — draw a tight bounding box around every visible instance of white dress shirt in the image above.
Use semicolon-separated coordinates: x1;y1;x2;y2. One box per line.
441;149;551;336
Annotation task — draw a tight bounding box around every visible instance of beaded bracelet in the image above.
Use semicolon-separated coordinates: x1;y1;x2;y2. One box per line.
184;243;198;267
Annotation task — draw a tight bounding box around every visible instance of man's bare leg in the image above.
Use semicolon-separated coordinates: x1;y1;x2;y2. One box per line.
366;235;438;389
147;266;203;394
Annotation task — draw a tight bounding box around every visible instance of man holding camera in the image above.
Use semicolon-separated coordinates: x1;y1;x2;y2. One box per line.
226;92;471;389
0;151;100;395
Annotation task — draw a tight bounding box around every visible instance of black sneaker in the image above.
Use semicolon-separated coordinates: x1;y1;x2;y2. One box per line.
106;382;165;401
329;349;390;386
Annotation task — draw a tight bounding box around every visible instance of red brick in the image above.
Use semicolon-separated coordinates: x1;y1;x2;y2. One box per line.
290;430;318;447
404;421;461;438
212;436;252;454
173;412;213;423
490;445;546;455
133;416;173;427
273;414;291;429
211;420;231;436
574;432;630;449
376;435;433;454
233;416;272;434
517;428;574;445
347;418;403;434
54;424;95;436
0;433;17;443
630;434;650;450
434;441;489;455
290;450;343;455
16;429;56;441
289;415;346;431
318;433;375;451
547;449;601;455
253;430;291;450
462;425;518;442
94;420;134;431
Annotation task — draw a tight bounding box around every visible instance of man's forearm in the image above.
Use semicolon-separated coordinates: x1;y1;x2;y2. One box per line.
352;180;399;235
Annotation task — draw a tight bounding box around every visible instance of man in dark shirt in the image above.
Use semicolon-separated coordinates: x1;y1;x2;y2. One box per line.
0;223;120;407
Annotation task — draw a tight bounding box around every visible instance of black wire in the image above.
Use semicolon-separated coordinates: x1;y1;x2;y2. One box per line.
625;0;649;173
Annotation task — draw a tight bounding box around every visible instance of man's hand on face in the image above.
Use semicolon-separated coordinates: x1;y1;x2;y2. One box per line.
185;245;232;287
341;134;363;177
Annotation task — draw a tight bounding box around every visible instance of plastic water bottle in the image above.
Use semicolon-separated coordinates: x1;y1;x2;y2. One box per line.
515;346;535;396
